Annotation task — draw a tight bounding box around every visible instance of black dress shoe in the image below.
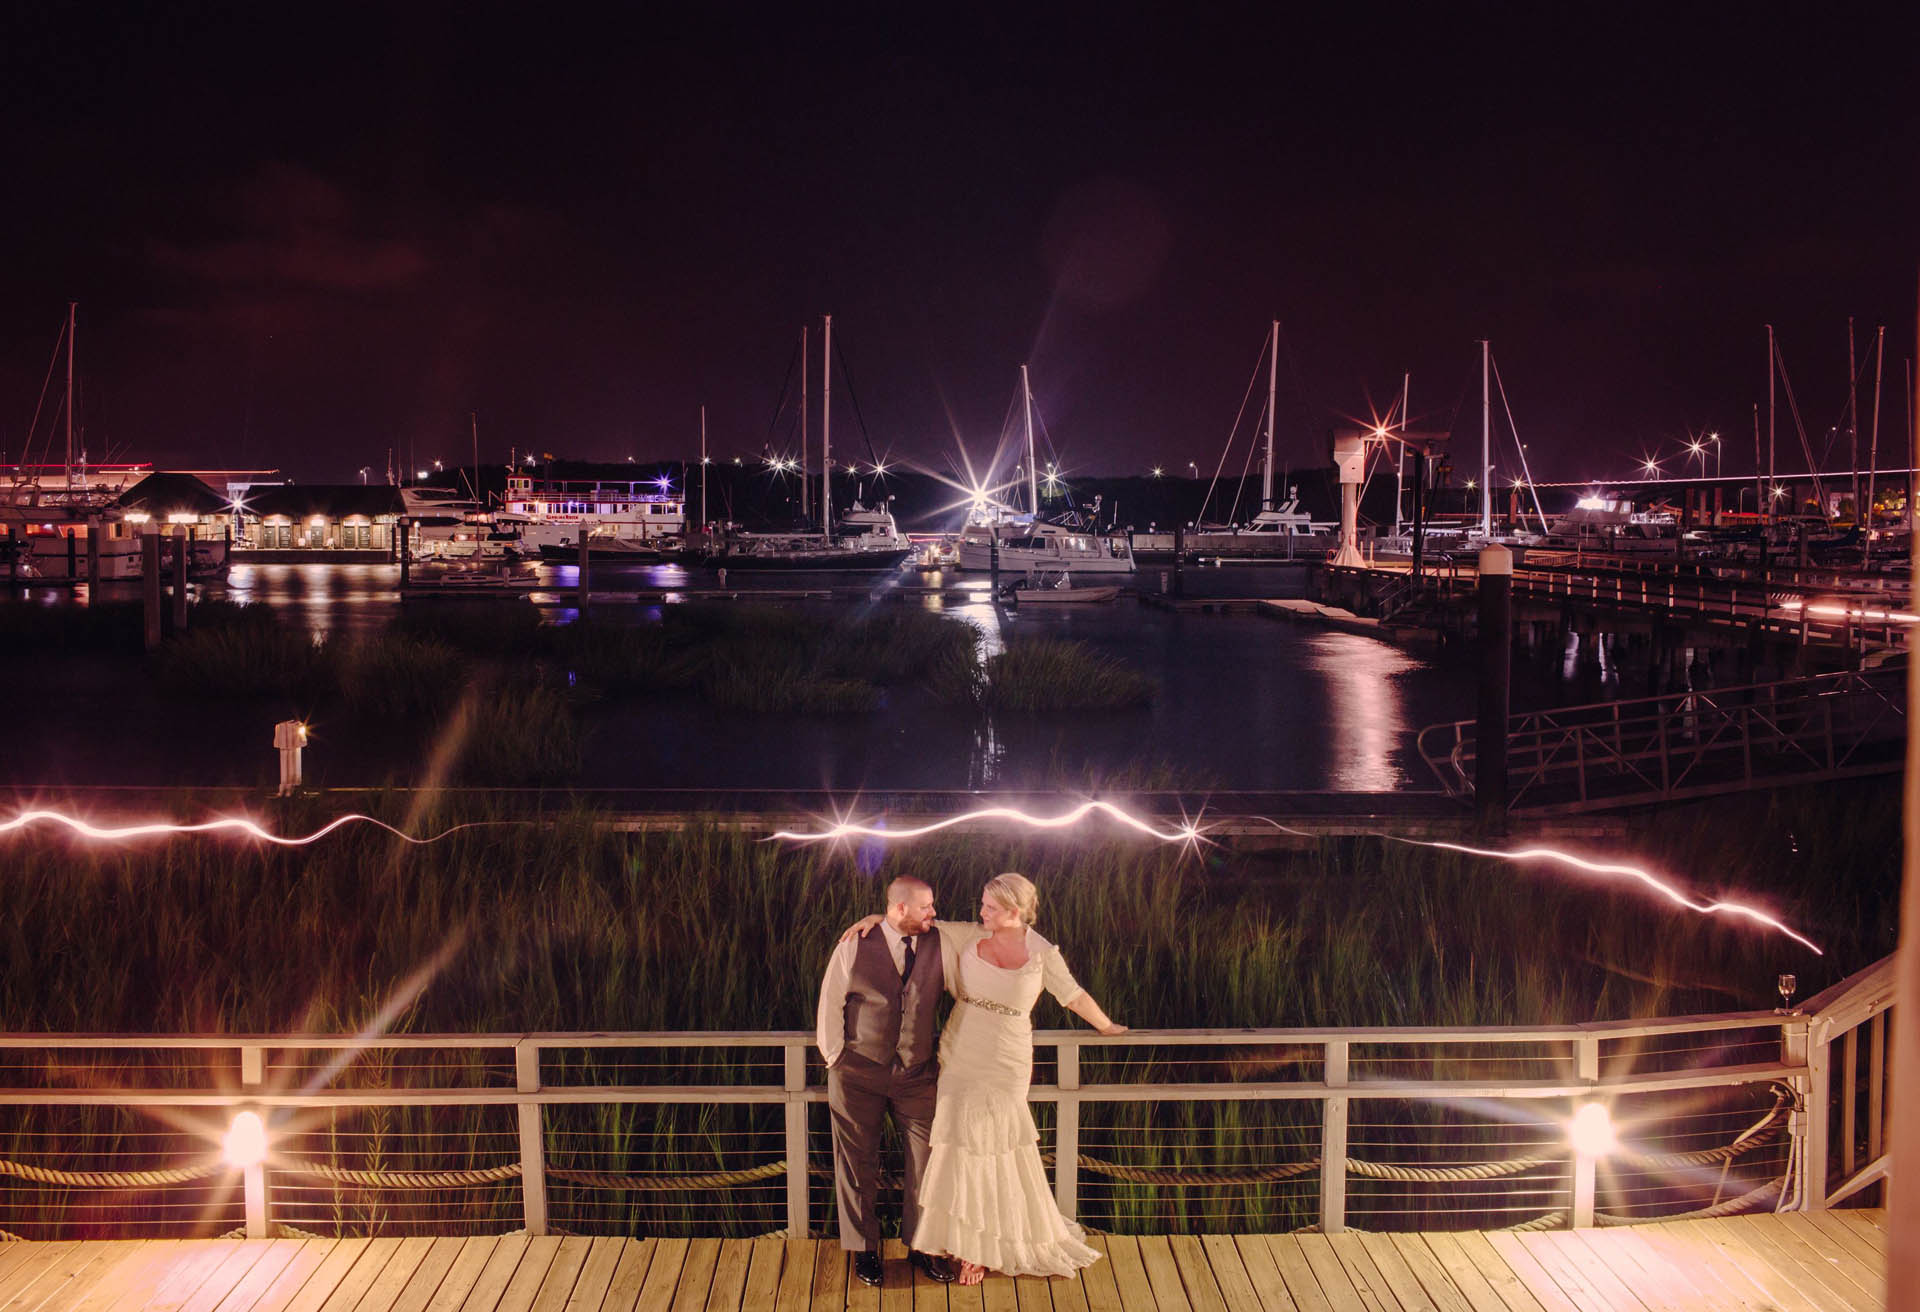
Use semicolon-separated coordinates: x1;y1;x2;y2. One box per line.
910;1251;956;1283
852;1251;884;1286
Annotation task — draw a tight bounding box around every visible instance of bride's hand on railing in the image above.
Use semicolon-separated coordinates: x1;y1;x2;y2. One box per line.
839;914;885;945
1096;1022;1129;1036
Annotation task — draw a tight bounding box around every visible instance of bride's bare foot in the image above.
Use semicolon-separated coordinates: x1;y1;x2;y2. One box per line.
959;1261;985;1286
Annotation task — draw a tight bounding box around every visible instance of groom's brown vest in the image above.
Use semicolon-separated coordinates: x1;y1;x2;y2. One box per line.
839;926;943;1069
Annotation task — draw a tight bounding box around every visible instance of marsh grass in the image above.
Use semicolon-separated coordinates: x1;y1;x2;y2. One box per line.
332;635;468;719
0;782;1893;1235
980;638;1156;711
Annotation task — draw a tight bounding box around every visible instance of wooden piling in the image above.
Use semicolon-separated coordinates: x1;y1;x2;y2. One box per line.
142;533;162;650
577;532;592;615
172;530;189;631
86;515;100;588
1475;545;1512;835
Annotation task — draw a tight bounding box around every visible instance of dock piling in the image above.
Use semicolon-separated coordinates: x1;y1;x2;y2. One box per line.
1475;545;1513;834
142;533;162;650
172;529;189;631
577;533;592;615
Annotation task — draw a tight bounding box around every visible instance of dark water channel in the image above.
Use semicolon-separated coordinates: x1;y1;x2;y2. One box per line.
4;562;1737;793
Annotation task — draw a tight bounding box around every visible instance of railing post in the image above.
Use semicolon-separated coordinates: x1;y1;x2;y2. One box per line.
1784;1017;1828;1210
784;1043;809;1238
1840;1025;1858;1177
515;1040;548;1236
1571;1036;1598;1228
1054;1039;1080;1221
241;1045;268;1238
1868;1011;1886;1163
1321;1040;1349;1234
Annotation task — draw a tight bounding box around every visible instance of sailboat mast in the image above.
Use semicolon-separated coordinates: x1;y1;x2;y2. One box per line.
1022;364;1038;516
65;301;76;488
1866;326;1884;549
1480;339;1491;538
1767;324;1777;524
1264;320;1278;512
1849;317;1860;522
1396;372;1409;536
800;325;809;520
821;314;832;541
470;412;480;502
699;405;708;530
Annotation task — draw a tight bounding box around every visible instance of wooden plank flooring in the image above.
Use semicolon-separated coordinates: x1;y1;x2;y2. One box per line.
0;1213;1887;1311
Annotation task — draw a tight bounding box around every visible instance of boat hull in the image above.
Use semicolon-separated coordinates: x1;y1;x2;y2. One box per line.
705;547;913;572
536;543;664;564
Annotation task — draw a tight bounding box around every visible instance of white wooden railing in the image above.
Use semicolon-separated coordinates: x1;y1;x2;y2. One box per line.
0;956;1893;1240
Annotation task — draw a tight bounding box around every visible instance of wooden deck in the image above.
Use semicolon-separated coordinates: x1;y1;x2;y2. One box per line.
0;1211;1887;1311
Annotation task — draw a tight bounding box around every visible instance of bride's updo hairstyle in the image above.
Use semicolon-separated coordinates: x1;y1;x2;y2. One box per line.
984;872;1039;926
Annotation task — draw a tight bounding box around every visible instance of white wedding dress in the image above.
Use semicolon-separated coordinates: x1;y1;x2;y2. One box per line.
912;923;1102;1278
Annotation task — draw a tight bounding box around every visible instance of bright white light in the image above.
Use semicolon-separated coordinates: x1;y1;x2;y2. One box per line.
1151;466;1163;478
1568;1102;1616;1158
224;1110;268;1168
1576;496;1606;510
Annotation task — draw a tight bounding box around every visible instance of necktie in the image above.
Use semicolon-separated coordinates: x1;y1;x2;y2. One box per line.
900;936;916;983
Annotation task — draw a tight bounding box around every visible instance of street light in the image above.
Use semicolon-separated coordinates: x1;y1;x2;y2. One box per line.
1187;461;1197;477
1710;432;1721;480
1151;466;1163;479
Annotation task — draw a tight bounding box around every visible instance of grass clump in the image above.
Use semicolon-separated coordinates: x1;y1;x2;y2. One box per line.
390;600;545;657
548;621;693;694
455;682;584;784
978;638;1155;711
152;608;328;697
333;634;468;719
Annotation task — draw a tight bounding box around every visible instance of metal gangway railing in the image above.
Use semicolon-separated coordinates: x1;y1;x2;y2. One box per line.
0;958;1892;1242
1416;666;1906;813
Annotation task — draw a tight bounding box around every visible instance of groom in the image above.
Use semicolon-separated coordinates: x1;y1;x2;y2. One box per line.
815;875;957;1286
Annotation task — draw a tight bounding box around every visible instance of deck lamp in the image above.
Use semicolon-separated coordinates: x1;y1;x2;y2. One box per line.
1568;1102;1617;1158
223;1110;268;1170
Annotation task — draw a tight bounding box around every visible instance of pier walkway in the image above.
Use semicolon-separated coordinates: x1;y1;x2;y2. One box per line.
0;1213;1890;1311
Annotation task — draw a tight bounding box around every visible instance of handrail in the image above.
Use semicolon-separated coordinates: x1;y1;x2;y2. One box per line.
0;957;1894;1241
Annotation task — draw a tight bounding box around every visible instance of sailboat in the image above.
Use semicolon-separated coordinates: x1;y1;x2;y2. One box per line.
1180;322;1338;558
954;365;1136;573
705;315;913;572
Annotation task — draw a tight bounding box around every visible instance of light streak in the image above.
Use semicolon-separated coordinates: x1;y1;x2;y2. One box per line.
1244;816;1821;955
770;800;1203;846
772;804;1822;954
0;809;487;847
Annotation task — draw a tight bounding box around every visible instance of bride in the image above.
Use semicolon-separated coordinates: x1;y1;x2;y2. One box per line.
845;872;1126;1284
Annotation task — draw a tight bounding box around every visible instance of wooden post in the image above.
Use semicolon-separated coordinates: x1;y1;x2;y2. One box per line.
172;530;189;631
142;533;162;650
1409;450;1426;583
1891;292;1920;1304
1321;1040;1348;1233
1171;524;1184;598
1571;1037;1599;1228
398;518;411;589
241;1046;268;1237
577;532;592;615
1476;546;1513;834
1055;1039;1080;1220
86;515;100;588
784;1044;809;1238
515;1041;548;1236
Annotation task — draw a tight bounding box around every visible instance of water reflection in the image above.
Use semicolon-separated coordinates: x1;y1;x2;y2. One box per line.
212;564;402;640
1305;632;1419;791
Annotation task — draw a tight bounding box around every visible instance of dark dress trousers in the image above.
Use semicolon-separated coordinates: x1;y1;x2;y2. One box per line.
826;925;944;1250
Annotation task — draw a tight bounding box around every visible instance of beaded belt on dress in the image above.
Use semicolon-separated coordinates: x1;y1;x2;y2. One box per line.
959;992;1027;1018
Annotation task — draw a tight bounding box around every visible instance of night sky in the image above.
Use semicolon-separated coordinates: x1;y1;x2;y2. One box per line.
2;4;1913;486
